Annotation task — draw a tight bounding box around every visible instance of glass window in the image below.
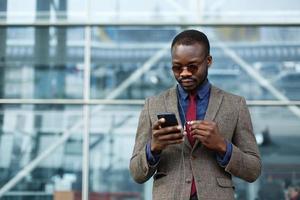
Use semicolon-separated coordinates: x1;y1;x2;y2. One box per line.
0;27;84;99
89;0;300;24
2;0;300;24
89;105;143;198
90;26;300;101
4;0;86;23
0;105;83;199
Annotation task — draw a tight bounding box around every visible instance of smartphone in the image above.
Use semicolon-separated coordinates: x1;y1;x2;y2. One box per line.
157;112;178;128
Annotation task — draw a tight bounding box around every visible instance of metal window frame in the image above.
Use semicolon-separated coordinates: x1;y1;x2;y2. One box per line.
1;99;300;106
1;21;300;27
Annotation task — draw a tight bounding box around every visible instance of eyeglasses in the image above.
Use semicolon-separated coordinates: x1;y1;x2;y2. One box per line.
171;57;208;74
172;64;200;74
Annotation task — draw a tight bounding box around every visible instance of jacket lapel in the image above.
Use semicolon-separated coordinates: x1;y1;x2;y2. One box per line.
164;86;193;149
204;86;224;121
164;86;181;123
192;85;224;150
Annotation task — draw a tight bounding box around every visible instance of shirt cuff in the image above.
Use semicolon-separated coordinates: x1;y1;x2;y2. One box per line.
146;141;161;166
216;141;233;167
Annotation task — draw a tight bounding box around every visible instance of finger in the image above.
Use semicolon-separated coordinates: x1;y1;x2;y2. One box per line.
158;132;184;141
153;125;182;137
192;134;205;141
152;118;166;130
165;138;184;145
193;123;213;131
154;137;183;148
191;122;215;131
162;125;182;133
191;129;209;137
183;130;187;136
199;120;216;126
192;134;210;145
188;120;202;125
189;121;209;130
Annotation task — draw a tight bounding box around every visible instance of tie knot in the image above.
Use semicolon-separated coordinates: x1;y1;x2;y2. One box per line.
189;93;197;101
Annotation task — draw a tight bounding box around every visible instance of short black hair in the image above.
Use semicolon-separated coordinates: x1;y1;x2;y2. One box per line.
171;29;210;55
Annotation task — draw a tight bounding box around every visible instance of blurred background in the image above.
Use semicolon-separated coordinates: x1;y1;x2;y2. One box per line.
0;0;300;200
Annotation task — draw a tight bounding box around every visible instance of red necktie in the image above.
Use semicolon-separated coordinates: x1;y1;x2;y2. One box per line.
186;93;197;196
186;94;196;146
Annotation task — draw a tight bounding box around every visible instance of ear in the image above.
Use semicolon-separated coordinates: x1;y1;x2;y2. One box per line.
207;55;213;68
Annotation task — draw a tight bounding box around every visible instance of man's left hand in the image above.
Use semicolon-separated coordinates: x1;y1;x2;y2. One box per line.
190;120;227;155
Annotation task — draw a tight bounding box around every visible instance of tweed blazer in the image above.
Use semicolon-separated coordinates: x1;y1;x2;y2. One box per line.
129;85;261;200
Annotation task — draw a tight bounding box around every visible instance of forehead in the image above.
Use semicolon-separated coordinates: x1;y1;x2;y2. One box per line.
171;43;206;61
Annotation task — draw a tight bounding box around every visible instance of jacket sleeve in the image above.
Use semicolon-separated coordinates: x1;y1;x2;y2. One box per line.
129;98;158;183
225;97;262;182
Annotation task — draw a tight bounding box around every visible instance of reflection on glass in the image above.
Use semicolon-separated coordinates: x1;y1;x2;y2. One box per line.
2;0;86;23
0;105;83;199
0;0;299;24
89;105;143;198
89;0;300;24
235;106;300;200
90;26;300;101
0;27;84;99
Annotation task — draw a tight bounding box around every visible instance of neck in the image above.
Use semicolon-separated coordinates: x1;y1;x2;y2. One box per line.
187;78;208;94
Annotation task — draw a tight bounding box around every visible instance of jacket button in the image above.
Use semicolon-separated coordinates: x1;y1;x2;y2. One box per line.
185;178;191;183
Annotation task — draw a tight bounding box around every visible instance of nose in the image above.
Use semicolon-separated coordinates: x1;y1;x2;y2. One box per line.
179;66;192;77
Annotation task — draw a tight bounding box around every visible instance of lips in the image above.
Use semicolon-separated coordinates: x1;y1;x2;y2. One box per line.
180;79;196;87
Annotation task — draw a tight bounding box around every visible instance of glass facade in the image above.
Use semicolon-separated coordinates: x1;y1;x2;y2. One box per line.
0;105;83;200
1;27;84;99
1;0;300;200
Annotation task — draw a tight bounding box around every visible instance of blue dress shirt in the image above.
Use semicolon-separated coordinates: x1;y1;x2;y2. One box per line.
146;79;233;166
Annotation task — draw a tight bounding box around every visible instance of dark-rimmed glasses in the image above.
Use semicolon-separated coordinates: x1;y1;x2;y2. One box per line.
171;57;208;74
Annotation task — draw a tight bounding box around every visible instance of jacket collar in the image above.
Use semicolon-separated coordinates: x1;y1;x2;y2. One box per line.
177;79;211;100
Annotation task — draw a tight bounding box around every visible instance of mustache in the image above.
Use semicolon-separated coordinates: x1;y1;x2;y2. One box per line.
178;77;197;82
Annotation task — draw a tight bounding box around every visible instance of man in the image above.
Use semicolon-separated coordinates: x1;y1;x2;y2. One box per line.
129;29;261;200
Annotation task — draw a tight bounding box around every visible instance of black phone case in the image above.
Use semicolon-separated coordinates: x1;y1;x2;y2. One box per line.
157;112;178;128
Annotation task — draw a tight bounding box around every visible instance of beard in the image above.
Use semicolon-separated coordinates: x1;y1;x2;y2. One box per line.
177;68;208;91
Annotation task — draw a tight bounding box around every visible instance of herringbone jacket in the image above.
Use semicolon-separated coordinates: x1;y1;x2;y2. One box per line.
130;85;261;200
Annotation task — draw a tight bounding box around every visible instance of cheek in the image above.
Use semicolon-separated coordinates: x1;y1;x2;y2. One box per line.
198;68;207;79
173;73;179;80
195;70;207;80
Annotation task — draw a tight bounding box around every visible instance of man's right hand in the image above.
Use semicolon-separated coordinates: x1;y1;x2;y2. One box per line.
151;118;184;154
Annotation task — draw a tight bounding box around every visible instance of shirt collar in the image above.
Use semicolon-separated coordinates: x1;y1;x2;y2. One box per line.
177;79;211;100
